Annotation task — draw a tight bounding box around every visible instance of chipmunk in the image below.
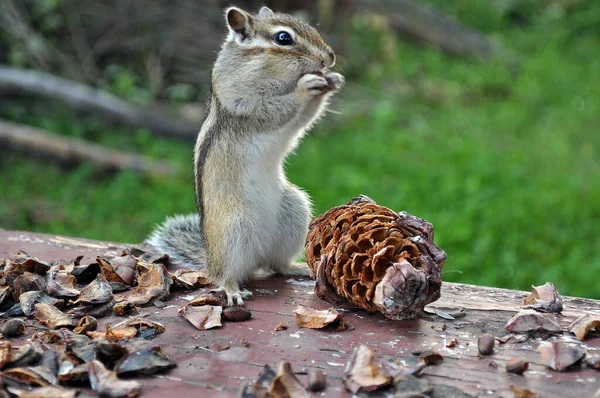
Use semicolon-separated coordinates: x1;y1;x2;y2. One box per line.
148;6;344;306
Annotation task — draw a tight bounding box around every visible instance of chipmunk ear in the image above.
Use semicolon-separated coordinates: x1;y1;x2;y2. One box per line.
226;7;254;41
258;7;274;18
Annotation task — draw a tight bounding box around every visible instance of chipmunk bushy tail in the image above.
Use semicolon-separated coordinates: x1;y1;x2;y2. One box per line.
147;214;207;269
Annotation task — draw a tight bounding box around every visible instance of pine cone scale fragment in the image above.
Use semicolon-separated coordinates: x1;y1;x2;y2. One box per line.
306;196;446;320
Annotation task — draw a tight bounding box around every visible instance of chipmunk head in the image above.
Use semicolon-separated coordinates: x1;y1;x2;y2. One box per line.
212;6;336;109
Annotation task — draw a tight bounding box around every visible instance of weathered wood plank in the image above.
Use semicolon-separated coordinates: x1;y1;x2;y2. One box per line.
1;229;598;397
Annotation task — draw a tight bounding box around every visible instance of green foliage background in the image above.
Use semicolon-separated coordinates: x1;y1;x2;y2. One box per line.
1;1;599;298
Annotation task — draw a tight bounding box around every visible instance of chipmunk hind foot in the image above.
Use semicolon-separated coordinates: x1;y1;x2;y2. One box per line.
211;283;253;307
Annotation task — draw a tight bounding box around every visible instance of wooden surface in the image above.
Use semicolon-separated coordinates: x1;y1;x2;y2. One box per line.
1;229;599;398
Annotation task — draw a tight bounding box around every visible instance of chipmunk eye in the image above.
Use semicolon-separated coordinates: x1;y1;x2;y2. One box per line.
274;31;293;46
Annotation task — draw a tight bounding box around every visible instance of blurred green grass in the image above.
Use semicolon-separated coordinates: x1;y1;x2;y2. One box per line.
1;1;599;298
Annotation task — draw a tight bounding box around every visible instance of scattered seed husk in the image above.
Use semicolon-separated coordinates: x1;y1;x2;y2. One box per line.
510;385;537;398
223;307;252;322
239;365;277;397
478;334;495;355
185;294;226;307
505;309;561;333
93;339;129;369
6;344;43;369
46;270;80;298
40;350;60;377
70;263;101;284
70;274;113;306
20;291;64;316
584;354;600;369
308;369;326;392
109;255;138;286
0;286;13;307
381;358;425;379
294;305;343;329
274;322;287;332
113;318;165;334
88;360;140;398
109;282;130;293
126;263;171;306
179;304;222;331
266;362;309;398
88;318;164;340
34;302;76;329
87;325;138;340
67;298;115;319
568;314;600;341
21;257;51;275
9;386;79;398
74;316;97;335
128;245;169;265
57;330;95;363
431;308;456;320
0;303;24;318
57;362;90;386
344;345;391;393
524;282;563;313
96;256;135;286
113;301;135;316
496;334;530;344
13;272;46;301
2;366;57;387
418;350;444;366
0;341;12;369
115;347;176;376
537;341;585;371
393;375;433;395
0;319;26;337
171;269;211;289
506;358;529;374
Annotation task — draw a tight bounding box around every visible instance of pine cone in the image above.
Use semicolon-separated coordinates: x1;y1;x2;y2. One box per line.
305;196;446;320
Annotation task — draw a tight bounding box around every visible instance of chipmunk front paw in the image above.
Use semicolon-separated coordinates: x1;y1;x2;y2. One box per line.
298;73;329;95
324;72;344;92
298;72;344;96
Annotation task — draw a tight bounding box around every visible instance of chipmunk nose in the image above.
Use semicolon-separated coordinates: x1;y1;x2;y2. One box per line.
322;50;336;68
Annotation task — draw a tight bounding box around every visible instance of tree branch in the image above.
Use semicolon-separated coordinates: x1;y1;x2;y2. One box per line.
0;67;200;141
0;119;178;176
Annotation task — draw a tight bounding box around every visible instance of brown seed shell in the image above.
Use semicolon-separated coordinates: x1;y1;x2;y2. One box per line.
0;319;27;337
74;316;97;334
478;334;495;355
506;358;529;374
222;306;252;322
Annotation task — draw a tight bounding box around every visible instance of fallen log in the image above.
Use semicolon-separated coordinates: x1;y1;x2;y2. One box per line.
0;119;178;176
0;66;199;141
351;0;505;60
